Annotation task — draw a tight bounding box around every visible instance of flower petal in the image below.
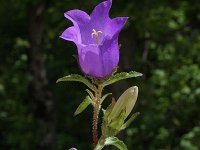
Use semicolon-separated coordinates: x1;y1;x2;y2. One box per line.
78;34;120;78
89;0;115;45
78;45;104;77
60;26;81;44
106;17;128;37
90;1;127;44
60;0;128;78
90;0;112;21
64;9;90;26
99;35;119;75
90;0;112;40
64;10;92;45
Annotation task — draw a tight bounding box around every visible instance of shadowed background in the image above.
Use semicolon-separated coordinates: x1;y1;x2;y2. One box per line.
0;0;200;149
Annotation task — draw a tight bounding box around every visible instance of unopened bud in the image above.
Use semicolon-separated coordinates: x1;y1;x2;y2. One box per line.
109;86;138;120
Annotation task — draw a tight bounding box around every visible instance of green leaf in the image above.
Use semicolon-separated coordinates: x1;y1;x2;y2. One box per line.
74;96;92;116
85;89;94;99
56;74;96;91
100;93;112;103
105;137;128;150
121;112;140;130
103;71;143;87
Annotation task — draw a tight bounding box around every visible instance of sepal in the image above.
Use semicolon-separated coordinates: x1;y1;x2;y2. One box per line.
102;107;126;137
109;109;126;136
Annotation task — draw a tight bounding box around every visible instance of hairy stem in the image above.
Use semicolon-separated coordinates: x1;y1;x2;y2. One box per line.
92;85;103;147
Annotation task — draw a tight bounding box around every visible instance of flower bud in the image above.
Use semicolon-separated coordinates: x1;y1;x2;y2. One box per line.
109;86;138;120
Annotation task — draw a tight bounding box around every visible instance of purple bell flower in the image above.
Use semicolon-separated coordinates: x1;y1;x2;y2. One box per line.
60;0;128;78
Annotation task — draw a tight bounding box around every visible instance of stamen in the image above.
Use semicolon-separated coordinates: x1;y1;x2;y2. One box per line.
91;29;103;44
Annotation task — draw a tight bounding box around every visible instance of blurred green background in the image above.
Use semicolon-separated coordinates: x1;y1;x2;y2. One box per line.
0;0;200;149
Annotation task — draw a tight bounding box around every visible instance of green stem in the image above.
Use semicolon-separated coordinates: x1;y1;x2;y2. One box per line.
92;84;103;148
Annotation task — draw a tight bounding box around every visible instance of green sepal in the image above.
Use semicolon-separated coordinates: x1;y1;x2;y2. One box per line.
56;74;96;91
100;93;112;104
73;96;92;116
105;137;128;150
109;109;126;130
103;71;142;87
102;124;116;138
102;108;126;137
108;109;126;136
102;103;116;137
121;112;140;130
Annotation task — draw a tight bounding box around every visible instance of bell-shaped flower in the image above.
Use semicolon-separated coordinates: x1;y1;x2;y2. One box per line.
60;0;128;78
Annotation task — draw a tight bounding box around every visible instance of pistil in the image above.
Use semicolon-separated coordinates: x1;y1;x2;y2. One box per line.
91;29;102;44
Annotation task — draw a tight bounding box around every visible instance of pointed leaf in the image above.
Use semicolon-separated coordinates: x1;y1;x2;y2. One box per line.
103;71;142;87
74;96;92;116
56;74;96;91
101;93;112;103
105;137;128;150
121;112;140;130
85;89;94;99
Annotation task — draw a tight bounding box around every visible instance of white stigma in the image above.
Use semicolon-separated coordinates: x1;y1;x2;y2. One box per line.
91;29;102;44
